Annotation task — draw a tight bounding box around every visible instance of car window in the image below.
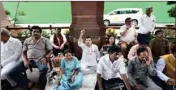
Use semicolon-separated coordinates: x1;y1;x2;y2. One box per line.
110;12;117;15
126;10;139;14
131;10;139;13
110;9;139;15
116;10;126;14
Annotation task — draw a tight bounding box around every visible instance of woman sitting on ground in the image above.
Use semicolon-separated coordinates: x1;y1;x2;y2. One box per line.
100;35;116;56
54;49;83;90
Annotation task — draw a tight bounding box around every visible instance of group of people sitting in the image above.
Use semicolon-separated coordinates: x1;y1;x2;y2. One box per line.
1;6;176;90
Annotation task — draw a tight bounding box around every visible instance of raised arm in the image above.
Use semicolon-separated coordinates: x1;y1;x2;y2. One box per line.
78;29;85;48
147;47;153;60
120;25;128;37
146;57;156;76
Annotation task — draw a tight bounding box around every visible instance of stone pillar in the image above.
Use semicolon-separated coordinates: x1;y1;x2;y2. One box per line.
69;1;106;59
0;2;12;28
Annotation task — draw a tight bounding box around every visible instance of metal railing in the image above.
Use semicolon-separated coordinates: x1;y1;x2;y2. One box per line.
5;25;176;30
5;25;176;42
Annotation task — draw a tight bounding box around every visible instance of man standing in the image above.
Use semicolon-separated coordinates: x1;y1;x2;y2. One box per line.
120;17;137;59
78;29;100;74
138;6;156;45
95;45;131;90
1;28;22;87
127;47;162;90
22;26;52;90
156;46;176;90
149;29;170;63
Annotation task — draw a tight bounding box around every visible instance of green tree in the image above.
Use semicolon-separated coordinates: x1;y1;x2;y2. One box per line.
167;1;176;27
5;10;10;15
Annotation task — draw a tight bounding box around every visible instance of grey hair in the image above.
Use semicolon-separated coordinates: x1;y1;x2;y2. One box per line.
1;28;11;36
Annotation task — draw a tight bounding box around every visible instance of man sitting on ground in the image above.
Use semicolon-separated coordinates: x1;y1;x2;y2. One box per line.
78;29;100;74
127;47;162;90
95;45;131;90
156;46;176;90
1;28;24;88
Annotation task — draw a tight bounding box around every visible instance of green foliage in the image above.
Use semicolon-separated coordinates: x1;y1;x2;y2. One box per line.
5;10;10;15
17;32;22;37
167;1;176;5
168;6;176;18
13;18;18;21
42;30;50;38
167;1;176;18
167;1;176;26
18;10;26;16
17;30;30;37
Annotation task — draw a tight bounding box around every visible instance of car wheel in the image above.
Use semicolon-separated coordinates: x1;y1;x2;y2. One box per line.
104;20;110;26
132;19;138;26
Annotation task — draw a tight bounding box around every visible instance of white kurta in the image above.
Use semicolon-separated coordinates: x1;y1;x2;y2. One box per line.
78;40;100;74
1;37;22;86
120;25;137;44
138;14;156;34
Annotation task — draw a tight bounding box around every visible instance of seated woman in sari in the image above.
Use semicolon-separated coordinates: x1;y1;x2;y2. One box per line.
54;49;83;90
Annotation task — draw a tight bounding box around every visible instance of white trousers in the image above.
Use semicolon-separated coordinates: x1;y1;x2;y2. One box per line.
80;64;97;75
1;61;18;86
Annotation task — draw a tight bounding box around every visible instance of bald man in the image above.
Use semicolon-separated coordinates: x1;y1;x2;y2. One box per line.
1;28;22;87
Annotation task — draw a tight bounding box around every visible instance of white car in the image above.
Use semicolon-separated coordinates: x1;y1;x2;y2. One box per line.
103;8;143;26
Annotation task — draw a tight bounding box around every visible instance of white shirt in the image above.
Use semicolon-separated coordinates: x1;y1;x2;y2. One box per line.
1;37;22;67
120;25;137;44
78;40;100;66
138;14;156;34
97;54;126;80
156;55;176;82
